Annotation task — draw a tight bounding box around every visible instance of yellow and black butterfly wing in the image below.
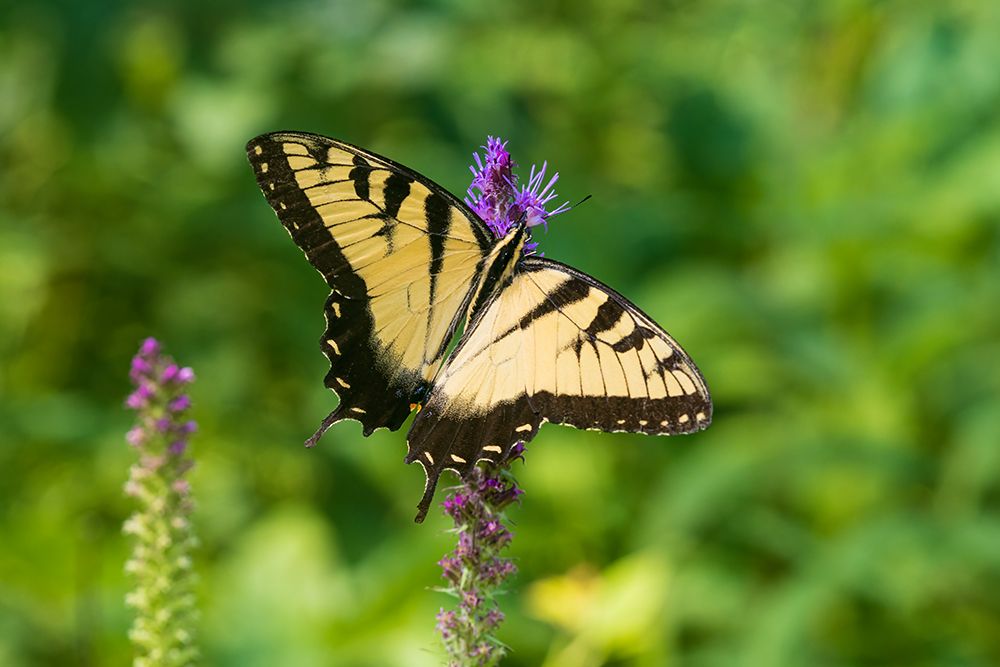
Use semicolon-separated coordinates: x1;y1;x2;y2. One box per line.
406;257;711;520
247;132;493;435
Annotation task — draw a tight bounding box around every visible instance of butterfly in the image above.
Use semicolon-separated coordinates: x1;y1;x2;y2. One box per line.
246;132;712;522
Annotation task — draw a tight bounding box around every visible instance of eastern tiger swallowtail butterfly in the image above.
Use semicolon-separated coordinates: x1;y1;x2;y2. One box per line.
247;132;712;522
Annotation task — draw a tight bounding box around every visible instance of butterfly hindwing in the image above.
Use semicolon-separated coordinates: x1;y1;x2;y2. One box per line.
247;132;493;434
405;256;712;520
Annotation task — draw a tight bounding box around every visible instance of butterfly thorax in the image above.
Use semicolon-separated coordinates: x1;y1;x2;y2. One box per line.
466;222;530;323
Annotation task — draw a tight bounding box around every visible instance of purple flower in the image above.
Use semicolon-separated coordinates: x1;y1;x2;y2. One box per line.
162;364;179;383
122;337;198;662
169;395;191;412
465;135;569;252
515;162;570;230
130;357;152;382
436;465;522;665
125;383;154;409
139;337;160;356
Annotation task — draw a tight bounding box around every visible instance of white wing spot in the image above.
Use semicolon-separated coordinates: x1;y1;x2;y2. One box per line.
483;445;502;453
616;419;626;425
450;454;467;463
335;377;351;389
331;302;341;317
678;414;690;424
279;202;287;210
696;411;707;421
350;407;366;414
639;420;648;426
660;420;669;426
425;452;434;464
268;182;275;191
254;145;263;155
515;423;533;433
260;162;268;173
326;339;341;355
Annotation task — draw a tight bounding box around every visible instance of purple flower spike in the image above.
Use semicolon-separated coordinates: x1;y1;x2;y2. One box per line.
176;367;195;384
465;135;570;253
123;337;198;663
437;465;523;665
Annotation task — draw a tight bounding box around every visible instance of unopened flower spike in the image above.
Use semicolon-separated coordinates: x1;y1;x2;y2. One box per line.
123;337;199;667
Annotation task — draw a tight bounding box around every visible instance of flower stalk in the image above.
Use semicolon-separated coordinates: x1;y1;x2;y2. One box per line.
436;136;568;664
436;464;523;667
123;338;198;667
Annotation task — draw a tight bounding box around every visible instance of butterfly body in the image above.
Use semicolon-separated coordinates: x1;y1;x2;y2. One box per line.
247;132;712;521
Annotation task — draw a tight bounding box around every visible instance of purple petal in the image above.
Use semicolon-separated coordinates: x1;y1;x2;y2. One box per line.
130;356;152;380
161;364;179;382
139;337;160;357
169;395;191;412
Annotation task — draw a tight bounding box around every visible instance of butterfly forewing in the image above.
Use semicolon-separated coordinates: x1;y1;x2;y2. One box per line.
247;132;493;434
405;256;712;520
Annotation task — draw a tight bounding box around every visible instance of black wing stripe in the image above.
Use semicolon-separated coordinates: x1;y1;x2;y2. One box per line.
426;192;452;309
517;278;588;330
585;298;627;339
382;172;412;219
349;154;371;200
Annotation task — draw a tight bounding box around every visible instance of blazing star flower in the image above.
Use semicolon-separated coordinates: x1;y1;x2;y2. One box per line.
436;137;567;665
465;135;569;250
437;467;523;667
123;337;198;667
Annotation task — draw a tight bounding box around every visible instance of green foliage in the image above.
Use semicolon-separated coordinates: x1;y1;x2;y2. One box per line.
1;1;999;665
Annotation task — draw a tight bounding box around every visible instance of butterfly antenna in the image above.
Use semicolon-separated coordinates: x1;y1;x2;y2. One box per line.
304;406;342;448
572;194;592;208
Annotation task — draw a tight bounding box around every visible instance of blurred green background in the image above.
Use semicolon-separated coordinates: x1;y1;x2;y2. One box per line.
2;1;999;665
